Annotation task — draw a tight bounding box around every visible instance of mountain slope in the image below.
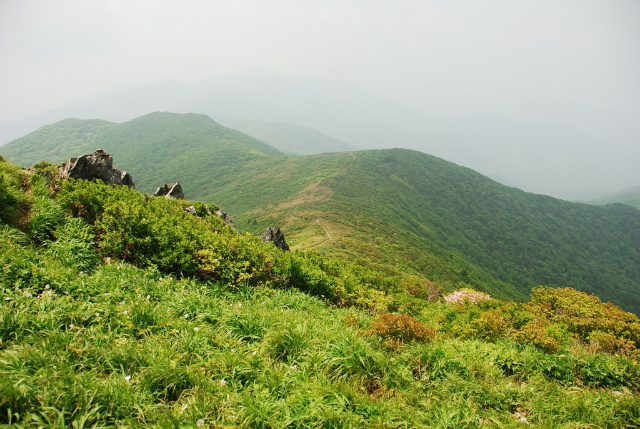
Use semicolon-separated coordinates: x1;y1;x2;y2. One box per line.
1;112;282;196
586;186;640;211
2;113;639;313
2;157;639;427
205;149;640;314
2;69;637;199
229;119;359;155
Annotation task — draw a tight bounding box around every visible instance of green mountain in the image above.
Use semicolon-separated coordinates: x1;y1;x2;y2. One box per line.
229;119;359;155
2;112;639;314
1;112;281;198
1;156;639;427
586;186;640;211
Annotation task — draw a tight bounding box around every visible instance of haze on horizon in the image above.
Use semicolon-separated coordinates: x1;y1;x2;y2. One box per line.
1;0;639;197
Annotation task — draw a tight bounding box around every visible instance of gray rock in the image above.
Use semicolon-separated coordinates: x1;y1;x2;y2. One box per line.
215;210;239;234
153;182;184;199
184;205;197;216
261;226;290;251
59;149;135;189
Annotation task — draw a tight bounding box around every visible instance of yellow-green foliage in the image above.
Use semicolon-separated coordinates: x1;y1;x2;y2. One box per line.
361;312;437;349
2;164;640;427
529;286;640;351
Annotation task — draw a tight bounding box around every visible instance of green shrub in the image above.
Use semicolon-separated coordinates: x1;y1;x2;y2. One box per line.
26;196;65;243
361;313;437;349
510;319;569;353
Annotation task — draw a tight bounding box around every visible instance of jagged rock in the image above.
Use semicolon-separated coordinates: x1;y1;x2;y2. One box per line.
59;149;135;189
153;182;184;200
261;227;290;251
184;205;197;216
216;210;239;234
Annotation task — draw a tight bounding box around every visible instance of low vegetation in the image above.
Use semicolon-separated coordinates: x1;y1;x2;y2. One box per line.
1;156;639;428
3;114;640;314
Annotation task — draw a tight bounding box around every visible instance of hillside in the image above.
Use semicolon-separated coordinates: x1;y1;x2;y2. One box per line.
1;156;639;427
587;186;640;211
2;112;640;315
1;69;637;200
229;119;359;155
1;112;282;197
206;149;640;315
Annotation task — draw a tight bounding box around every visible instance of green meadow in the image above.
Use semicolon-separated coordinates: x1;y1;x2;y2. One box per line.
1;156;639;428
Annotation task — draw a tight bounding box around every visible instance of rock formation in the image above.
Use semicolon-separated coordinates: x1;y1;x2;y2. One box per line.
215;210;239;234
153;182;184;199
59;149;135;189
261;226;290;251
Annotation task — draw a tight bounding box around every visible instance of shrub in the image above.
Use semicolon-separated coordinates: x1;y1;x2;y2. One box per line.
361;313;437;349
26;197;65;243
443;288;491;305
530;286;640;351
510;319;568;353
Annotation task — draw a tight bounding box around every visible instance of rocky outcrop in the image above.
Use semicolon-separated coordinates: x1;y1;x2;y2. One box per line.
184;205;198;216
216;210;239;234
261;227;290;251
153;182;184;199
59;149;135;189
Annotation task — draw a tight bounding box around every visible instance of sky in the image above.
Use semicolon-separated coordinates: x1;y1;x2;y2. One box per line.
1;0;639;143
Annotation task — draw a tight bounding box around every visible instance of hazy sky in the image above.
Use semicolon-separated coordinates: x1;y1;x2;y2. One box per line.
1;0;639;141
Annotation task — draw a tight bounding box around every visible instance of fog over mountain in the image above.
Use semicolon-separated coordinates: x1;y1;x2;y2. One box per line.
1;0;638;199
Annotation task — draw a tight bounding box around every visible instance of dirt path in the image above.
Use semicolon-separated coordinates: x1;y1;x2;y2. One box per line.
310;218;333;249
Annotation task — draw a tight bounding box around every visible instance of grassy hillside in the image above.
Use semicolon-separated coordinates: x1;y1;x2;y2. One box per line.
1;157;639;427
228;119;359;155
2;113;639;315
202;149;640;315
0;112;282;197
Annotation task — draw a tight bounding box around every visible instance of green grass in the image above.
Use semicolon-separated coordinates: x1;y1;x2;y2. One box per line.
3;116;640;314
0;159;639;427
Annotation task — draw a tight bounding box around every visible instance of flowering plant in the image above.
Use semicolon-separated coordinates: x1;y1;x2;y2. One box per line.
444;288;491;305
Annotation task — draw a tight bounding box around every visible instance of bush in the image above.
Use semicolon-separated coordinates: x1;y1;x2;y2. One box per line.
510;319;568;353
361;313;437;349
443;288;491;305
26;197;65;243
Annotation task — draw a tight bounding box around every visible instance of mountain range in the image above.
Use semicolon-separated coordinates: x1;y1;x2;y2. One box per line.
2;111;639;314
1;69;637;200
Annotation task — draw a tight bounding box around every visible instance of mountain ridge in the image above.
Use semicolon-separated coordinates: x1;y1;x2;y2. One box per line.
2;112;639;314
2;69;637;200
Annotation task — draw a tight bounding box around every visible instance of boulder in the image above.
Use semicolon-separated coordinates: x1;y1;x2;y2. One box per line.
215;210;239;234
153;182;184;199
261;226;290;251
59;149;135;189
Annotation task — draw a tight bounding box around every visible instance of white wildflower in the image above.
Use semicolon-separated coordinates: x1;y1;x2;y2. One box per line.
197;419;205;427
219;379;227;386
194;327;199;332
125;375;131;381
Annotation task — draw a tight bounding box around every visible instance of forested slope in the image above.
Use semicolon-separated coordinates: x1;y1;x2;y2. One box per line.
2;113;639;314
